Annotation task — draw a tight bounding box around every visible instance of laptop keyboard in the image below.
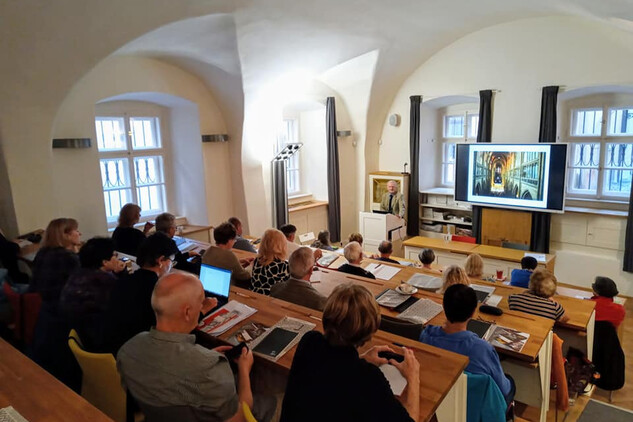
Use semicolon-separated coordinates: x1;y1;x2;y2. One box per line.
397;298;443;324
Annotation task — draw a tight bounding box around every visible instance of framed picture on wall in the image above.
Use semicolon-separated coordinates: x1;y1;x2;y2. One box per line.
368;171;410;212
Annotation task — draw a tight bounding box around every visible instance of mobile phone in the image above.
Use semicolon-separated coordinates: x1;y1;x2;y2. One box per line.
225;342;248;361
378;350;404;363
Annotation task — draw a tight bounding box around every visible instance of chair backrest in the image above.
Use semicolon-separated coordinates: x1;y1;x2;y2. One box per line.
242;402;258;422
68;329;127;422
466;372;506;422
22;291;42;345
501;241;529;251
379;315;424;340
452;235;476;244
3;281;22;341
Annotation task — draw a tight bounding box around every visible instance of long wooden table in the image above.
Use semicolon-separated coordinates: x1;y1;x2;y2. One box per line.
308;267;555;422
214;287;469;422
0;338;114;421
402;236;556;273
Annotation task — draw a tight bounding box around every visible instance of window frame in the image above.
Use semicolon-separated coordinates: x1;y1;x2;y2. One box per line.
95;110;171;228
566;104;633;201
440;106;479;187
276;118;301;195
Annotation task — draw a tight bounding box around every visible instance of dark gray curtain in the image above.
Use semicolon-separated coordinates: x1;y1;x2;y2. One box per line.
326;97;341;243
472;90;493;243
530;86;559;253
272;160;288;228
407;95;422;236
624;183;633;271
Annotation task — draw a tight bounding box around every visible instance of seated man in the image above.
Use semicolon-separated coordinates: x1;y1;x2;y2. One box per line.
379;180;405;218
420;284;515;405
510;256;537;288
202;222;253;289
117;272;272;422
271;247;327;311
337;241;375;279
373;240;400;264
155;212;200;274
279;223;300;259
417;248;435;270
228;217;257;253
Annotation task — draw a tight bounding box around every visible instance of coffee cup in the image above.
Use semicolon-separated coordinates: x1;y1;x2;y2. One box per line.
400;283;415;294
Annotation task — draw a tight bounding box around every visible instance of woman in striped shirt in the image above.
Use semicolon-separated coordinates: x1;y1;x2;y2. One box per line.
508;269;570;322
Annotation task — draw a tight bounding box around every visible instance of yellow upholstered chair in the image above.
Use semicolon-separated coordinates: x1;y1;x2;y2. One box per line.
242;401;258;422
68;329;127;422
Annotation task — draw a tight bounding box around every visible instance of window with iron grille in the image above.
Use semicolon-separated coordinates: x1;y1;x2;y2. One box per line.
567;107;633;199
95;115;167;225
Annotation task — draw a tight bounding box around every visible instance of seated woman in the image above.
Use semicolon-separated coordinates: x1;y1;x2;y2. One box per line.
311;230;335;251
280;283;420;422
29;218;82;391
591;276;625;328
111;203;153;256
438;265;470;294
348;232;364;247
418;248;435;270
464;253;484;279
508;269;569;322
60;237;124;351
251;228;290;295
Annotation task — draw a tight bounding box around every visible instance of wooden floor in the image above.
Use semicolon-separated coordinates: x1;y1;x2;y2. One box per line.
517;298;633;421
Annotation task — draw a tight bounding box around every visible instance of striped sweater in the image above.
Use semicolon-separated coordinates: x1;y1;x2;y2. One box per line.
508;291;565;320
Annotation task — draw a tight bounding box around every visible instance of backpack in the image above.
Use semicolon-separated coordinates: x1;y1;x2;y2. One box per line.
564;347;597;398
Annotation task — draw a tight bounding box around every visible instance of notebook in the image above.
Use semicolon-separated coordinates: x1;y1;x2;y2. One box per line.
252;328;298;358
199;264;232;307
467;319;493;339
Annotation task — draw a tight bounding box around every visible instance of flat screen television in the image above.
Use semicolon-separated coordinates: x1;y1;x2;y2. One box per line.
454;143;567;213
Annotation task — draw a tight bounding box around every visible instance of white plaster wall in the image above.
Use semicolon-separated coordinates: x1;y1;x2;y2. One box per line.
51;56;231;237
381;16;633;295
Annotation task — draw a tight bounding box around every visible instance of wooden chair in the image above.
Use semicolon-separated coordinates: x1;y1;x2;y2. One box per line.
379;315;424;340
68;329;128;422
2;281;41;346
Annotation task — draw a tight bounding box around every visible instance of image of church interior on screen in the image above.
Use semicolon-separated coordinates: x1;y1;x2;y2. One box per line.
472;151;546;201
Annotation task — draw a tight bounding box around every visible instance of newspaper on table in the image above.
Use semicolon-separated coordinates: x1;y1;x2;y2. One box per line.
365;263;401;280
485;325;530;353
197;300;257;336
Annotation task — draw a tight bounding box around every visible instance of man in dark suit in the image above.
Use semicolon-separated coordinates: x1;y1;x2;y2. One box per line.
270;247;326;311
337;241;376;279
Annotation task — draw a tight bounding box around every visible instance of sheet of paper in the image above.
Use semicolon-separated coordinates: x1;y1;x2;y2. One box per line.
484;294;503;307
309;270;321;283
406;273;442;290
524;252;546;262
365;263;400;280
379;364;407;396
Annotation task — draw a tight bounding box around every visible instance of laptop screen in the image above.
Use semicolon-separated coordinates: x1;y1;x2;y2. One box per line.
199;264;232;298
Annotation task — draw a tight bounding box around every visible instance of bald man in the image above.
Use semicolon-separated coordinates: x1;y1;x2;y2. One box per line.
379;180;405;218
117;273;259;422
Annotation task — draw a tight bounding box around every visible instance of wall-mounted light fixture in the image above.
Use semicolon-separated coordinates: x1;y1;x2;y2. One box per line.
272;143;303;161
201;134;229;143
52;138;91;149
336;130;352;138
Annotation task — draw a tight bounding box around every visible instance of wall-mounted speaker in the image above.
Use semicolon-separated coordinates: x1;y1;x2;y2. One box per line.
388;114;401;127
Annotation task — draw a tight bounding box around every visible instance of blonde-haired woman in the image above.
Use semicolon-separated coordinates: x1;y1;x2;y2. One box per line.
464;253;484;279
508;269;569;322
29;218;82;302
438;265;470;294
112;203;153;256
251;228;290;295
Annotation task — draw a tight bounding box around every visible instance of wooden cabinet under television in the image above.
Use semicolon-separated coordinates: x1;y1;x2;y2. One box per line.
419;188;472;238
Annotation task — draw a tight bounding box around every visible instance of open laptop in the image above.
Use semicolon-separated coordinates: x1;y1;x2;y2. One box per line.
199;264;232;310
